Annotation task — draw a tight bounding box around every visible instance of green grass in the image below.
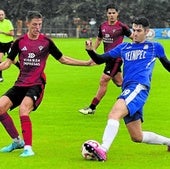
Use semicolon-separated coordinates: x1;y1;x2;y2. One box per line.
0;38;170;169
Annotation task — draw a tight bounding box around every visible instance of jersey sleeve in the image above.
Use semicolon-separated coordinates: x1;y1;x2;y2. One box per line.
155;42;166;58
121;23;132;37
8;20;14;30
107;43;125;58
97;25;103;38
7;39;20;61
48;39;63;60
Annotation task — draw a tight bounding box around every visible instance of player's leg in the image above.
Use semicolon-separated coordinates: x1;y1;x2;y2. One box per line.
85;98;128;161
111;59;123;87
79;73;111;114
19;85;44;157
126;119;170;150
91;73;111;108
87;59;123;112
19;96;35;157
84;83;148;160
112;72;122;87
79;58;122;114
79;58;117;115
124;84;170;149
126;119;143;142
0;95;24;152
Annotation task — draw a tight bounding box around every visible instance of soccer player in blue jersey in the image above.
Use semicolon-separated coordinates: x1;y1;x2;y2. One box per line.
0;11;92;157
84;16;170;161
79;3;133;114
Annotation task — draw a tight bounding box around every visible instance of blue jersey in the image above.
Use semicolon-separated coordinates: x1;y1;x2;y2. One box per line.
105;41;166;89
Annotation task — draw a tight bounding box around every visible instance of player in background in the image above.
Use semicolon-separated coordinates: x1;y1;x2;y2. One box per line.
84;16;170;161
79;3;133;115
0;9;20;82
0;11;93;157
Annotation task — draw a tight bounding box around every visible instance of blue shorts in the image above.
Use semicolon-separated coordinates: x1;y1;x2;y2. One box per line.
118;83;149;124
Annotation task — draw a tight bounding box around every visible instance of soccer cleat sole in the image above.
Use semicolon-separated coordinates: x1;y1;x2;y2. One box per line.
84;143;105;161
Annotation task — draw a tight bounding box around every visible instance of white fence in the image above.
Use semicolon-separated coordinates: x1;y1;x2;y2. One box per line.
15;27;170;39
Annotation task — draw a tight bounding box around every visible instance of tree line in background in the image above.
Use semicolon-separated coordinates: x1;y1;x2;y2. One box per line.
1;0;170;36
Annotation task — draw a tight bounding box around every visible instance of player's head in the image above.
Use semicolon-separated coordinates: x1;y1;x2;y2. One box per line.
106;3;119;12
26;11;43;37
132;16;150;43
106;3;119;23
26;11;43;22
132;17;150;29
0;10;5;21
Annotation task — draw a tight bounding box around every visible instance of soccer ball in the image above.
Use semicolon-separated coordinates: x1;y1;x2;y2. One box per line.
81;140;100;160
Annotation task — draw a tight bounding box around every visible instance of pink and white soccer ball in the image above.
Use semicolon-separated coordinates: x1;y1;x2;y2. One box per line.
81;140;100;160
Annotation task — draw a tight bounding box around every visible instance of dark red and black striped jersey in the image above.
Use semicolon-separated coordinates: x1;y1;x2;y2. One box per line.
98;20;132;52
7;33;63;86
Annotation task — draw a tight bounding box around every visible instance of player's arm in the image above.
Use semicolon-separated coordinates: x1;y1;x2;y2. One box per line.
122;23;133;40
85;39;108;64
86;37;102;65
49;39;93;66
93;25;103;51
58;56;93;66
159;57;170;72
0;58;13;70
0;30;14;36
93;37;102;51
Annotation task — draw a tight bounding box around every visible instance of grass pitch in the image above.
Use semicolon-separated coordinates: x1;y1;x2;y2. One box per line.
0;38;170;169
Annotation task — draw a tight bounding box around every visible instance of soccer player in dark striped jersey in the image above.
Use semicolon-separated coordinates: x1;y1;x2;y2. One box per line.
84;16;170;161
79;3;133;115
0;11;92;157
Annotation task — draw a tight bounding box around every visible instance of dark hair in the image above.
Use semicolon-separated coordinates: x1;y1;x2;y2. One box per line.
132;17;150;28
26;11;42;22
106;3;119;12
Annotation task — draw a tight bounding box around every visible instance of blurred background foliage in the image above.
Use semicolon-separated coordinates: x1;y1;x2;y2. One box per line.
1;0;170;35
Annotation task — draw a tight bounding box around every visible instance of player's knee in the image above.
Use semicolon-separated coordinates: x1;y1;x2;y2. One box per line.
130;136;143;143
99;78;110;86
112;78;122;87
115;82;122;87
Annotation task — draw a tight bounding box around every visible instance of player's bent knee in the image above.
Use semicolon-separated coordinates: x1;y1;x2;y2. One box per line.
112;79;122;87
131;136;143;143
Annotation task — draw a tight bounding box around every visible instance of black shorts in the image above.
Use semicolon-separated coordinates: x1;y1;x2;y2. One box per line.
103;58;122;77
0;41;13;54
4;84;45;111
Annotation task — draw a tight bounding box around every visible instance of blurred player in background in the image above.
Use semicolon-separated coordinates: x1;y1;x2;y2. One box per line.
0;9;20;82
84;16;170;161
79;3;133;115
0;11;93;157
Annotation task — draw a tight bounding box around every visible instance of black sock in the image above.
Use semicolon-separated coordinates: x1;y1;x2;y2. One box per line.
89;104;96;110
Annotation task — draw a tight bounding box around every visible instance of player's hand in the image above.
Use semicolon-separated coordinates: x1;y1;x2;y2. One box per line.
85;38;93;50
